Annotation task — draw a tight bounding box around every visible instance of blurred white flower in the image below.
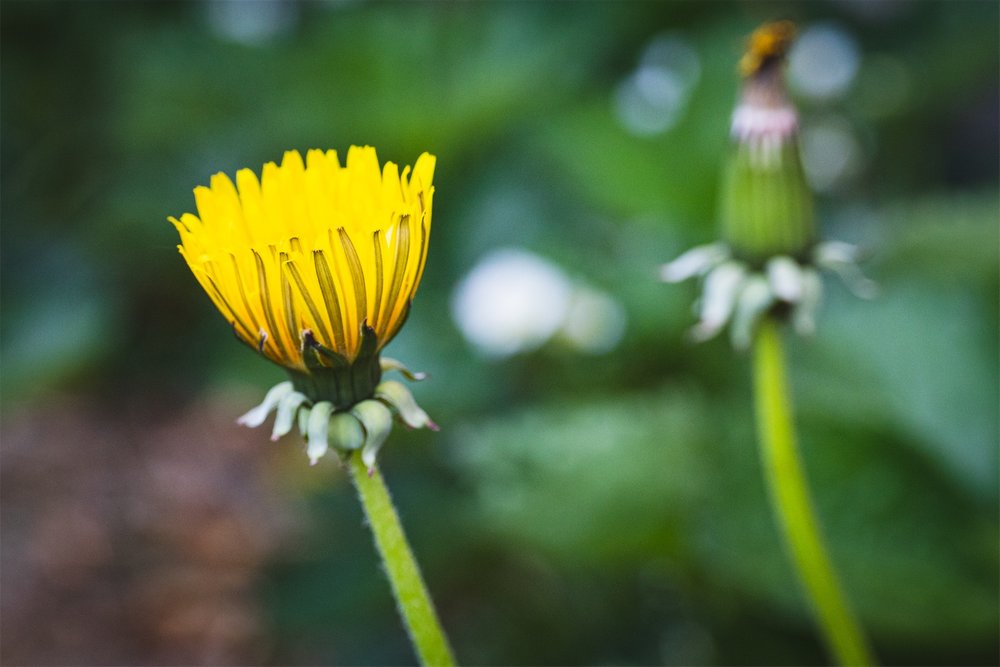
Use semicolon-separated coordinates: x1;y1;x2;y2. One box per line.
451;248;626;358
560;287;627;354
788;23;860;101
614;33;701;136
204;0;298;46
800;115;864;192
452;249;573;357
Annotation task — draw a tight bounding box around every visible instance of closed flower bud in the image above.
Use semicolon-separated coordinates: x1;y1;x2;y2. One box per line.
660;22;875;348
721;21;815;262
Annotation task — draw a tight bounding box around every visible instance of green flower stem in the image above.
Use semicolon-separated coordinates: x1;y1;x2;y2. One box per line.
348;450;456;667
752;318;874;666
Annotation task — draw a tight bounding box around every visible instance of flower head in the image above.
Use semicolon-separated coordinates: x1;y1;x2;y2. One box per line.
171;147;438;467
171;146;435;373
660;22;874;349
739;20;797;78
724;21;814;260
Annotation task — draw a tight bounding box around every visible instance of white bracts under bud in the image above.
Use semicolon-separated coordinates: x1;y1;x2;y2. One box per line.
692;262;747;341
376;380;438;431
237;381;294;428
766;256;805;302
792;269;824;336
307;402;335;465
660;243;731;283
731;276;776;351
328;412;365;451
235;359;437;469
353;400;394;473
271;390;308;441
814;241;879;299
659;241;875;349
380;357;428;382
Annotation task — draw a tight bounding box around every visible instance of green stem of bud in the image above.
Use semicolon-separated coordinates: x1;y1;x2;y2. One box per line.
752;318;875;666
348;451;456;667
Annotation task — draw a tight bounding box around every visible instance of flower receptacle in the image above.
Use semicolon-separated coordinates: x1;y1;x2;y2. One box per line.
291;325;383;409
237;350;437;469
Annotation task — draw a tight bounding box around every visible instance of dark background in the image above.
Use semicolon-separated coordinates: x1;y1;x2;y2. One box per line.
2;1;997;665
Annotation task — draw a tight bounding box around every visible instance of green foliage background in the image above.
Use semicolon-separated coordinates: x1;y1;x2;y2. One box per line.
2;1;997;665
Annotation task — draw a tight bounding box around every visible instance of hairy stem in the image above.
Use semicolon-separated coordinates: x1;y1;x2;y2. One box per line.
349;451;456;666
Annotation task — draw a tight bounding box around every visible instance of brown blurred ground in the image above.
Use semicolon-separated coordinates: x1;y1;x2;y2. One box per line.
1;395;299;666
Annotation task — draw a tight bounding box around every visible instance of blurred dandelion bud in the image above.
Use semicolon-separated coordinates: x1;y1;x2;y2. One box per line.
661;21;874;349
725;20;813;260
171;147;438;468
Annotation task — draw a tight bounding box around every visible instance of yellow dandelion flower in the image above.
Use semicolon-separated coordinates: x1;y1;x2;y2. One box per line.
170;146;435;406
169;150;453;663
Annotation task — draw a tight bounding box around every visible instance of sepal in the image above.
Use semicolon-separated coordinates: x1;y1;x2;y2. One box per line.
295;326;382;409
692;262;747;341
730;275;775;351
306;401;335;465
352;400;395;474
660;244;875;348
660;243;730;283
766;256;804;302
237;381;294;428
236;350;436;468
329;412;365;451
814;241;878;299
297;405;310;437
376;380;439;431
792;269;824;336
380;357;428;382
271;390;308;441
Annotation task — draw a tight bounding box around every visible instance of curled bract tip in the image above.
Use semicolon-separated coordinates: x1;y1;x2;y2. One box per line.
380;357;429;382
660;241;875;349
306;402;335;465
354;400;394;472
376;380;435;430
235;352;436;467
660;243;730;283
271;390;308;441
237;382;293;428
